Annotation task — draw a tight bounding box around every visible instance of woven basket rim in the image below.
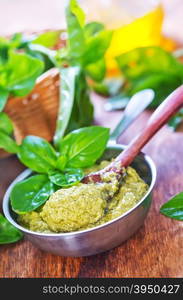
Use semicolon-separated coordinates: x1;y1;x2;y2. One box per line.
36;67;59;83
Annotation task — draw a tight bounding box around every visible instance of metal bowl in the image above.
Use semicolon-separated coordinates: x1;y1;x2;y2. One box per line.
3;144;156;257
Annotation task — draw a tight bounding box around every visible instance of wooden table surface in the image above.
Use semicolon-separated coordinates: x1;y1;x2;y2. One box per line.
1;0;183;278
0;94;183;278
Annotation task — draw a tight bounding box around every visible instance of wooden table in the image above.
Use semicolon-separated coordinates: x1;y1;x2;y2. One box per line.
1;0;183;278
0;93;183;278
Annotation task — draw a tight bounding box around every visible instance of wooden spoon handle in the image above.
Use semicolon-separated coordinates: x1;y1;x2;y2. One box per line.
116;85;183;167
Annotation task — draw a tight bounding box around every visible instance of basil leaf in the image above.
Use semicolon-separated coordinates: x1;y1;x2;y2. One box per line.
0;131;19;153
127;73;182;108
66;0;85;62
9;33;24;49
91;77;124;97
116;46;183;108
0;112;13;135
160;192;183;221
82;30;113;66
117;46;183;79
10;175;55;213
59;126;110;168
56;155;68;172
49;168;84;187
84;22;105;38
54;66;80;147
86;58;106;82
0;213;23;244
0;88;9;112
32;30;62;48
2;51;44;97
18;136;57;173
69;0;85;27
91;81;110;96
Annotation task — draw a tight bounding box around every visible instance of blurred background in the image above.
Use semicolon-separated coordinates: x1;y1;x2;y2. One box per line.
0;0;182;44
1;0;182;77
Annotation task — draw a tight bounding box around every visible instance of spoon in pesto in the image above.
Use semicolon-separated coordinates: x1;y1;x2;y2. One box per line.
83;85;183;184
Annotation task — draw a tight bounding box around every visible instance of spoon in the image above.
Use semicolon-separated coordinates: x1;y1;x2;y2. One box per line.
109;89;154;145
83;85;183;183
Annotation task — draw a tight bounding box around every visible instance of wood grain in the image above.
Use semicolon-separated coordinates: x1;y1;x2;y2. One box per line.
0;94;183;278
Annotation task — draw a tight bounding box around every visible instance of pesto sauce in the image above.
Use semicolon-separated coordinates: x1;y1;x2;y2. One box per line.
18;161;148;233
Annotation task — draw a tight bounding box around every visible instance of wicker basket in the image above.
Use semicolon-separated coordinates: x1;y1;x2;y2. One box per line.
0;29;67;159
0;68;60;158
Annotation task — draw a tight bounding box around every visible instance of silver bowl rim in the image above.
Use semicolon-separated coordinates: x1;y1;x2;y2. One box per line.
3;144;157;237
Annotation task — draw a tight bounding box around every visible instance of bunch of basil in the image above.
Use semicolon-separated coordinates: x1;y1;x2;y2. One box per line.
0;0;113;138
0;38;44;112
11;127;109;213
53;0;113;145
0;30;62;152
0;29;65;111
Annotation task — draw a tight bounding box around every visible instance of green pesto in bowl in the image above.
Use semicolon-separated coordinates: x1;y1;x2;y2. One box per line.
18;160;148;233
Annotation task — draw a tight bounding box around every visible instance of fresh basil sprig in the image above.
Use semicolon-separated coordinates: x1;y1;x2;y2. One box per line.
65;0;112;69
0;213;23;244
66;0;85;64
160;193;183;221
3;126;110;214
0;113;110;211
